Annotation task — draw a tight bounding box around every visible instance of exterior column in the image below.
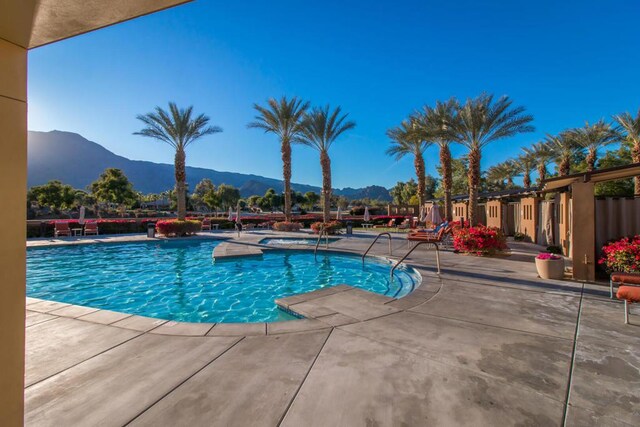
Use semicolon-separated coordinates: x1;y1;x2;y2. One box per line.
0;38;28;425
571;181;596;281
558;192;571;256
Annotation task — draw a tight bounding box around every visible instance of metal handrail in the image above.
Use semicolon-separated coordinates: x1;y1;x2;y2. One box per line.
361;232;392;263
314;225;327;260
390;241;441;277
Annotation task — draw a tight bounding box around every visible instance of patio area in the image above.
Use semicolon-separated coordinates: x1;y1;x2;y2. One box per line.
25;231;640;426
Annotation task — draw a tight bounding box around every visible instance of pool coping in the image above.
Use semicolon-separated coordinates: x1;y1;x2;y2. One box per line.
26;231;440;337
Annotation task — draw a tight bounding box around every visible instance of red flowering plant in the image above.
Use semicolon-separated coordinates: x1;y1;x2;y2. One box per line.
311;221;343;235
536;253;562;261
598;235;640;273
156;220;201;237
453;225;508;256
272;222;303;232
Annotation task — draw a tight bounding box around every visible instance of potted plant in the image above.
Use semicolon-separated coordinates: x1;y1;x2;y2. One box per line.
535;253;565;279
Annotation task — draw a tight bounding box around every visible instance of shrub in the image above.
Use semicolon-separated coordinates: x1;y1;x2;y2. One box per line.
156;220;201;237
598;235;640;273
513;232;527;241
453;225;508;256
311;221;343;234
546;245;563;255
272;221;303;232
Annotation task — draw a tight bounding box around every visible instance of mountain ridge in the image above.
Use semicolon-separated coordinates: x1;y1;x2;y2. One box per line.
27;130;391;200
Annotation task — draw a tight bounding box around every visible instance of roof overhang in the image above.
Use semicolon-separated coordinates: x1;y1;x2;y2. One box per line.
541;163;640;191
1;0;192;49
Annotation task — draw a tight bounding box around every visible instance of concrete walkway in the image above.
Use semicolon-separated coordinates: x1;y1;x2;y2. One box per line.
25;231;640;426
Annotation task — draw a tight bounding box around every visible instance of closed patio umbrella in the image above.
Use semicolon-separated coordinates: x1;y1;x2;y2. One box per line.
236;204;242;224
363;206;370;222
336;206;342;220
419;205;426;223
78;206;86;225
227;207;233;221
427;205;442;226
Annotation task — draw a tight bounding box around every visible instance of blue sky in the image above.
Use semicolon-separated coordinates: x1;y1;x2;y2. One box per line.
28;0;640;189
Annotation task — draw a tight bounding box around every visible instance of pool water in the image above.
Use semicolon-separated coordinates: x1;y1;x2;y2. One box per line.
27;239;420;323
259;237;340;246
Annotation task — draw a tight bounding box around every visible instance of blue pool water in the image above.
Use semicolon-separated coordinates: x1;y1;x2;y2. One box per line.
259;237;340;246
27;239;421;323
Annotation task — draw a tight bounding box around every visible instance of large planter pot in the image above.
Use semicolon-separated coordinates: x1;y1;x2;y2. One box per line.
535;258;565;279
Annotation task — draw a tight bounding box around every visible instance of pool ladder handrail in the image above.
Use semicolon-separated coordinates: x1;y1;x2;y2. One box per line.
390;240;441;278
361;232;393;264
314;225;330;260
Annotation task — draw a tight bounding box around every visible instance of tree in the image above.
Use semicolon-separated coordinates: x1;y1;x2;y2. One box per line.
435;157;469;199
567;120;619;171
297;105;356;222
418;98;459;219
522;141;552;186
613;108;640;195
303;191;320;210
386;117;431;207
248;96;309;222
261;188;284;211
593;146;634;196
27;180;76;211
89;168;137;209
216;184;241;210
424;175;439;200
134;102;222;220
390;179;418;205
449;94;534;225
203;190;220;213
516;151;536;188
191;178;216;211
546;132;580;176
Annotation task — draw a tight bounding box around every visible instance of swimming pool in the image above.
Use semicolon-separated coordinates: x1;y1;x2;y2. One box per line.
27;239;420;323
259;237;340;246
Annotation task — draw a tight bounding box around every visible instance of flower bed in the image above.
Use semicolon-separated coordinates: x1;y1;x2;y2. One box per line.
311;221;343;235
453;225;508;256
156;220;201;237
599;235;640;273
272;221;303;232
536;252;562;260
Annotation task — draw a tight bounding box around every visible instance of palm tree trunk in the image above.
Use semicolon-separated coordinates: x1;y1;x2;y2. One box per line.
281;137;292;222
174;148;187;220
320;151;332;223
537;163;546;186
559;156;570;176
467;146;481;226
523;170;531;188
440;144;453;220
586;149;597;172
633;142;640;196
414;153;426;207
507;176;514;188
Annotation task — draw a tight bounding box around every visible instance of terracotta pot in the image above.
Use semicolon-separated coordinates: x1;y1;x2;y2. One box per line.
535;258;565;279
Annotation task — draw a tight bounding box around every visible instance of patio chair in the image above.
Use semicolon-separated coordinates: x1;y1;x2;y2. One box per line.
611;272;640;324
83;222;99;236
397;219;411;230
201;218;212;231
54;222;71;237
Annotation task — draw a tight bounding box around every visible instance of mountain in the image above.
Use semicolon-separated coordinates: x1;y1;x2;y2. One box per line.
27;130;392;201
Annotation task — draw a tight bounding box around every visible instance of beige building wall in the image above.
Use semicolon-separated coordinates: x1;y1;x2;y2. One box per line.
485;200;503;229
0;39;28;425
572;182;596;281
519;197;538;243
452;202;468;222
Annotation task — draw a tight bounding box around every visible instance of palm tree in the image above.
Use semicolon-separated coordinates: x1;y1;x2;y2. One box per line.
296;105;356;222
516;150;536;188
485;163;509;188
134;103;222;220
418;98;459;220
567;120;619;171
613;109;640;195
386;118;432;209
248;96;309;222
449;94;534;225
546;132;580;177
522;141;552;186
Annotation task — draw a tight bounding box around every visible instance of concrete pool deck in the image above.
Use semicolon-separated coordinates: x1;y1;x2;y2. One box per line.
25;230;640;425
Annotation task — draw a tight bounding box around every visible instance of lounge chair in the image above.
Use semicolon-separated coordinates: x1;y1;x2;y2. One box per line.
243;223;256;232
83;222;99;236
373;219;396;229
54;222;71;237
397;219;411;230
201;218;212;231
